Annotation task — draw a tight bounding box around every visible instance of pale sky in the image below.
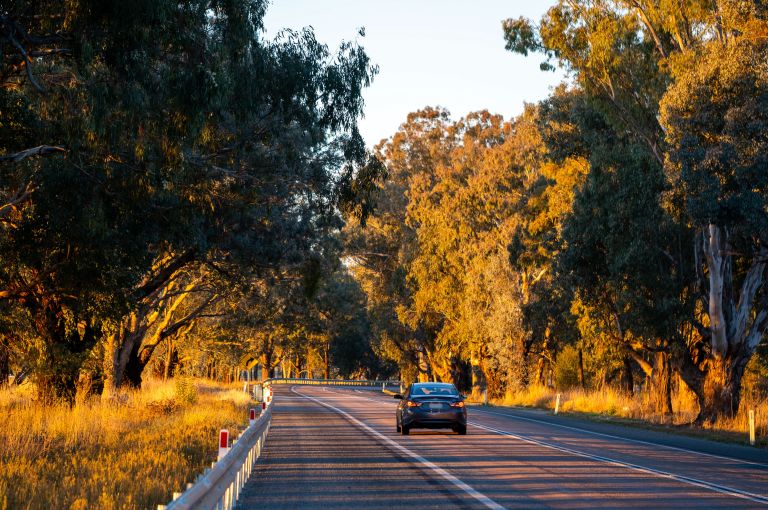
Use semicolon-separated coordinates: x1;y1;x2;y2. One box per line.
264;1;563;147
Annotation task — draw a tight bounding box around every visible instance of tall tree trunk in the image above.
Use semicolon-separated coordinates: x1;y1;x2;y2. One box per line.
262;347;274;381
535;327;551;386
517;336;530;388
621;355;634;395
324;348;330;380
102;314;144;398
417;349;432;382
577;348;585;388
699;354;749;423
163;338;176;380
33;302;97;404
0;337;9;388
695;225;768;421
651;350;673;418
535;356;546;386
470;349;485;397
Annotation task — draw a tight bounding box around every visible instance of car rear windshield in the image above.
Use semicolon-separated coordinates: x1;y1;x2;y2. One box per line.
410;385;459;396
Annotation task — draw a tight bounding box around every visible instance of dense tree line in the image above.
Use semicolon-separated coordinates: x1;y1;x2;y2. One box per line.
0;0;387;402
345;0;768;423
2;0;766;426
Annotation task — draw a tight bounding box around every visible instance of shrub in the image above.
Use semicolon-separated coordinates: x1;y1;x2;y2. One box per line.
554;345;581;390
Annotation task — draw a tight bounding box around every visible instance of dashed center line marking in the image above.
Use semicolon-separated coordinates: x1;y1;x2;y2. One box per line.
297;387;768;505
291;387;507;510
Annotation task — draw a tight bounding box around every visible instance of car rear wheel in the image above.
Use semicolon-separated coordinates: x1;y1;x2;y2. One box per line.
400;424;410;435
455;425;467;435
396;419;401;433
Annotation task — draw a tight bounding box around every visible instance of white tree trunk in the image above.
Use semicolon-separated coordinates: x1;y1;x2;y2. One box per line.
703;224;728;358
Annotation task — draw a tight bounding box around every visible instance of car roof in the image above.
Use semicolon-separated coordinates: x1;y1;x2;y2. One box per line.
412;382;454;386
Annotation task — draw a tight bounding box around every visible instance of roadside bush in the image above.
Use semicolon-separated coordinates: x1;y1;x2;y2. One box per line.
554;345;581;390
175;377;198;405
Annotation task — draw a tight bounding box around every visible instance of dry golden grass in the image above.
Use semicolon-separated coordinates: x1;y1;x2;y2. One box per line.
707;397;768;439
496;385;642;419
0;378;252;510
489;384;767;447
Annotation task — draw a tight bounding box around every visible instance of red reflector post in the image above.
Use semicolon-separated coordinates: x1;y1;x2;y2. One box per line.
217;429;230;461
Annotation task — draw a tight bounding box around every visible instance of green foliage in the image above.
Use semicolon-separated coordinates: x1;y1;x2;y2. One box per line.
661;37;768;236
502;17;541;57
1;0;379;400
554;345;581;390
505;0;768;422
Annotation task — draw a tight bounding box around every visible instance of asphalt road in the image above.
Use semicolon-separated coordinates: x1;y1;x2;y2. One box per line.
237;385;768;509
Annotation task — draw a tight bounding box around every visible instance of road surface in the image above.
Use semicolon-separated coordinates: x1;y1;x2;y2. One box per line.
237;385;768;509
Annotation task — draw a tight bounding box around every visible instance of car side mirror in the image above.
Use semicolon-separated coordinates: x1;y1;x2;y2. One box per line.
394;394;404;400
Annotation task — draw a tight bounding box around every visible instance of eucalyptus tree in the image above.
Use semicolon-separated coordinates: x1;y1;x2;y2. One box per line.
507;91;589;387
1;0;377;401
503;0;768;420
660;21;768;421
343;108;454;383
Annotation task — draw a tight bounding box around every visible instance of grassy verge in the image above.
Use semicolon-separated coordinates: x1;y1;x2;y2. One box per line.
469;385;767;448
0;378;251;510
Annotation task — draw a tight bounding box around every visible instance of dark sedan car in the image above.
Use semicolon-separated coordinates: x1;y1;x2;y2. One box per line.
395;382;467;435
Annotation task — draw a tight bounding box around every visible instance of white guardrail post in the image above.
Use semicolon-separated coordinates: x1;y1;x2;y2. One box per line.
261;378;402;388
162;399;273;510
160;379;402;510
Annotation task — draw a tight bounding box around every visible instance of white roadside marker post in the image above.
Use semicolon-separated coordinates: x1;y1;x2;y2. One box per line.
749;409;756;446
554;393;561;415
249;408;256;426
218;429;230;461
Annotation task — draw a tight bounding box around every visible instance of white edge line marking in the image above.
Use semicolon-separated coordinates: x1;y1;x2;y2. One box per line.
469;421;768;506
337;388;768;469
472;407;768;468
290;386;506;510
318;389;768;505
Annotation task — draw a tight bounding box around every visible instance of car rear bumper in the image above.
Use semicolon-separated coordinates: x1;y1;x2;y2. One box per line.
401;408;466;429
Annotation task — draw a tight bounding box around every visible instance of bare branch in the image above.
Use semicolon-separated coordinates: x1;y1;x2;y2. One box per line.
0;145;66;163
6;30;44;92
0;180;37;223
136;249;197;299
159;294;223;340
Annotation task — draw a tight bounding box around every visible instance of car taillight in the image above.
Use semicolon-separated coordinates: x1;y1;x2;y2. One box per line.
406;400;421;407
450;401;465;408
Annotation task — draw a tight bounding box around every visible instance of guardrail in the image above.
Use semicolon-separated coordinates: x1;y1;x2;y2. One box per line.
158;379;402;509
161;402;273;510
264;378;401;387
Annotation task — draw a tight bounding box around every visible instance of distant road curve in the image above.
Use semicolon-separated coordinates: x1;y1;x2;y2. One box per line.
237;385;768;510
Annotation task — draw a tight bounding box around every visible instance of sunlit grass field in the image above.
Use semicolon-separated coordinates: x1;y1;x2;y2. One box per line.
0;378;251;510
